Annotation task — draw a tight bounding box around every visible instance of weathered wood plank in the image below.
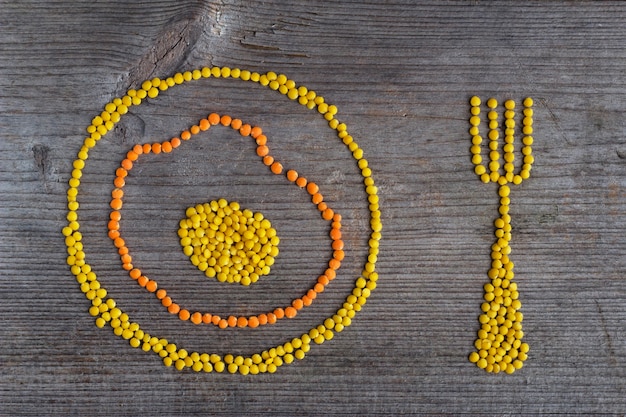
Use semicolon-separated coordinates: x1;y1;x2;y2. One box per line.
1;0;626;415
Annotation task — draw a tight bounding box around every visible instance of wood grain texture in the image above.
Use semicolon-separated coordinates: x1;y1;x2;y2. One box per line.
1;0;626;415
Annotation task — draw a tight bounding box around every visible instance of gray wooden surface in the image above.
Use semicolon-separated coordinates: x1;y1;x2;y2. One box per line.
1;1;625;415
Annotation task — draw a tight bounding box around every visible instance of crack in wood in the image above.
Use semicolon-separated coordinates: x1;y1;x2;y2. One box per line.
595;299;617;366
32;144;49;176
118;4;219;92
32;144;50;192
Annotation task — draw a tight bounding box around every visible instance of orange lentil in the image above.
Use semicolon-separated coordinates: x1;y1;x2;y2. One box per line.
202;313;212;324
266;313;276;324
256;145;269;157
168;303;180;314
218;319;228;329
306;182;319;195
237;316;248;327
311;193;323;204
329;258;341;270
112;188;124;199
145;280;158;292
296;177;307;188
115;167;127;178
314;283;325;293
199;118;210;131
122;263;133;271
285;307;297;318
110;210;121;221
333;250;345;261
191;312;203;325
330;228;342;240
108;230;120;240
317;202;328;212
121;253;132;264
118;246;129;256
142;143;152;154
180;130;191;140
239;124;252;136
302;296;312;306
286;169;298;182
113;176;125;188
220;115;232;126
161;296;172;307
263;155;274;166
332;240;344;250
333;213;342;223
190;125;200;135
270;162;283;174
274;308;285;319
208;113;220;125
161;141;172;153
250;126;262;138
137;275;149;287
132;144;143;155
248;316;259;328
230;118;242;130
211;315;221;326
258;314;268;325
307;289;317;300
121;159;133;170
156;289;167;300
113;237;125;248
227;316;237;327
255;134;267;146
129;268;141;279
292;298;304;310
170;137;181;148
178;309;190;321
332;221;341;229
318;275;330;286
108;220;119;231
126;151;138;161
152;143;162;154
325;268;336;280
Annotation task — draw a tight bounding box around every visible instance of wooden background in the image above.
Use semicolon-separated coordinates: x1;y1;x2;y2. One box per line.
1;1;625;415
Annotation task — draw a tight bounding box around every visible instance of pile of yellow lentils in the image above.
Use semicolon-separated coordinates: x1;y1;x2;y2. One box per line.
179;200;279;286
63;67;382;374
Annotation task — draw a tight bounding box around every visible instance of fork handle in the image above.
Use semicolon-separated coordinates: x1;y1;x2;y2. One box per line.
469;187;528;373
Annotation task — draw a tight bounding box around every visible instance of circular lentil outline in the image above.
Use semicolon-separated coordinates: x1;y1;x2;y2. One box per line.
108;113;345;328
63;66;382;374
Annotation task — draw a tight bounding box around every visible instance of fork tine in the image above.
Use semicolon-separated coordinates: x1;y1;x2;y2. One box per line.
513;98;534;184
486;98;501;183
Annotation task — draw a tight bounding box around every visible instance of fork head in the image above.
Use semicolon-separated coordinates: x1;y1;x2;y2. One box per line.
469;97;534;186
